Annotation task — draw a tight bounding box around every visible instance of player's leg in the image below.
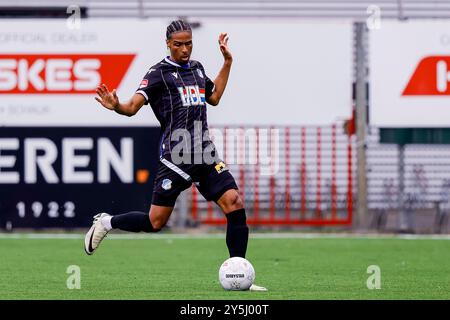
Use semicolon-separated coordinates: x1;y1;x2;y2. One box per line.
193;157;268;291
216;188;248;258
148;204;175;230
84;206;173;255
194;160;248;258
215;185;267;291
108;205;173;232
85;159;189;255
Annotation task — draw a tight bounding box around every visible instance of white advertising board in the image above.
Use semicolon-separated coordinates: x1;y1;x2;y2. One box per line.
370;21;450;127
192;19;353;126
0;19;165;126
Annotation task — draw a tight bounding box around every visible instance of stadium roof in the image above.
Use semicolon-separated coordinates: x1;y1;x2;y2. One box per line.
0;0;449;19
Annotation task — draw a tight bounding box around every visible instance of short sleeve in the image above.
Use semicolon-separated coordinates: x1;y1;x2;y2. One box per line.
205;75;215;99
197;62;215;99
135;68;162;104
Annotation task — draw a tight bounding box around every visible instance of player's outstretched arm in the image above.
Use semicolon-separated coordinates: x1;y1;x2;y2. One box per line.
207;33;232;106
95;84;145;117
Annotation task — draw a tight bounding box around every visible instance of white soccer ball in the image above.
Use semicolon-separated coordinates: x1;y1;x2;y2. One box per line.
219;257;255;291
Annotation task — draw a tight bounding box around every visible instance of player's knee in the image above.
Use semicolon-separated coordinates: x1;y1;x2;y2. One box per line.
149;214;165;232
149;205;173;232
232;192;244;210
150;218;165;231
224;190;244;213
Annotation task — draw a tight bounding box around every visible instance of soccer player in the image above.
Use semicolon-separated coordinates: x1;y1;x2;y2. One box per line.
86;20;266;291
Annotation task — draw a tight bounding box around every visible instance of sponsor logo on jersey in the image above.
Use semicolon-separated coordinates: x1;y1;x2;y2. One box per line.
197;69;204;79
178;85;206;106
215;161;228;174
162;178;172;190
403;56;450;96
139;79;148;88
0;54;135;94
171;72;178;79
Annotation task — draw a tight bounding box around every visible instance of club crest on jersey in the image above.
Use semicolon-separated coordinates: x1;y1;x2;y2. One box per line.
178;85;206;106
162;179;172;190
171;72;178;79
197;69;204;78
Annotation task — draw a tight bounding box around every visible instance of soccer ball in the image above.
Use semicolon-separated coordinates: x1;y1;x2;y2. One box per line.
219;257;255;290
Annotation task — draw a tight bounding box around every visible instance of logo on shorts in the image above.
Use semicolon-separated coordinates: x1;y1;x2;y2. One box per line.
215;161;228;174
162;179;172;190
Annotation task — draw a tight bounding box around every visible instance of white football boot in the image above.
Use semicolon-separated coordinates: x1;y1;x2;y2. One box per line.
84;213;111;255
249;284;268;291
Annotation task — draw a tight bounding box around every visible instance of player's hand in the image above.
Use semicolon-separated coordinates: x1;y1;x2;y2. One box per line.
95;84;119;111
218;33;232;62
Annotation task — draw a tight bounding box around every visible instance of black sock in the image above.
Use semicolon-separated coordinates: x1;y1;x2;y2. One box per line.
110;211;156;233
225;208;249;258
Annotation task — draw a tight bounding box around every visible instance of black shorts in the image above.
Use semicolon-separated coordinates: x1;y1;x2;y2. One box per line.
151;154;239;207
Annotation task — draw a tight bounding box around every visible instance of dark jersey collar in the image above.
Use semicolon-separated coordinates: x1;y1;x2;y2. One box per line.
165;56;190;69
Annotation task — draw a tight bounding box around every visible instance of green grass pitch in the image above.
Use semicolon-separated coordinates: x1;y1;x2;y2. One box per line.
0;234;449;299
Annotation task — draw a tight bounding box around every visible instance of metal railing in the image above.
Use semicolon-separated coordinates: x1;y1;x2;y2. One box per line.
170;124;450;231
187;124;355;226
367;127;450;211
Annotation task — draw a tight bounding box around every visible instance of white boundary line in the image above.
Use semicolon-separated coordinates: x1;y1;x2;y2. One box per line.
0;233;450;240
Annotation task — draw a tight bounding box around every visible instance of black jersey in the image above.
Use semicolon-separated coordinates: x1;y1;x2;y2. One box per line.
136;57;216;161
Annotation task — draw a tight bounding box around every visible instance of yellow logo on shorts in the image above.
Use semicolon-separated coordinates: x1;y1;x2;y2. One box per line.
215;161;228;174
